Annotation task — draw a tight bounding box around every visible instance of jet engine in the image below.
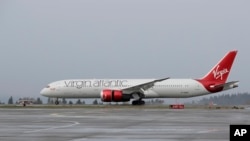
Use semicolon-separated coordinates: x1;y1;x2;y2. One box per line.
100;89;130;102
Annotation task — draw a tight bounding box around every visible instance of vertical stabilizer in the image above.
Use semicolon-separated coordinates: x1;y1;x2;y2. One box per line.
196;50;238;93
201;50;237;83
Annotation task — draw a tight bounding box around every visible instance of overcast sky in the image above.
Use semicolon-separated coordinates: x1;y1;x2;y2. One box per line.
0;0;249;103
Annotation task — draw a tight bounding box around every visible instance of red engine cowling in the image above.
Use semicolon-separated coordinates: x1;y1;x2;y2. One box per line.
100;89;130;102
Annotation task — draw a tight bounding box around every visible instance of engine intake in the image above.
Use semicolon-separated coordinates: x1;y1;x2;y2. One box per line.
100;89;130;102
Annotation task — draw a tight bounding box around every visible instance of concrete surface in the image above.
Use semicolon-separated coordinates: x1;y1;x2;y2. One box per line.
0;107;249;141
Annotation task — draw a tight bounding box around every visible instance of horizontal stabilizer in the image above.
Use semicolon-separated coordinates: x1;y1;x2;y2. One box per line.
210;81;239;89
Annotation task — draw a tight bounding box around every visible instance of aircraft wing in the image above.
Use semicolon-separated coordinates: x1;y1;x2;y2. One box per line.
122;77;169;94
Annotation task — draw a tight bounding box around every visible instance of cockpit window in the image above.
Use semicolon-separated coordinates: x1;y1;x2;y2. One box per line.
46;85;50;88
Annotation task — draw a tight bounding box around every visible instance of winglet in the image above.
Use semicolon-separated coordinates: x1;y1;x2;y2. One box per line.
154;77;170;82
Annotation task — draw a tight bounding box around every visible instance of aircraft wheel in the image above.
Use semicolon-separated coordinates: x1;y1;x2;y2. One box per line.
140;100;145;105
55;100;59;105
132;101;138;105
132;100;145;105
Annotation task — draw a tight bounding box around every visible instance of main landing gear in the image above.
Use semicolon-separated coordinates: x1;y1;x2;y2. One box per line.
131;93;145;105
132;99;145;105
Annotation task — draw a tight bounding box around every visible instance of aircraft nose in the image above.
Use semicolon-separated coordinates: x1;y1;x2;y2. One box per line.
40;88;49;97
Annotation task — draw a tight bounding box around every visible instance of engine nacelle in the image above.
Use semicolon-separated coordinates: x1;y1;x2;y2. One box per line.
100;89;130;102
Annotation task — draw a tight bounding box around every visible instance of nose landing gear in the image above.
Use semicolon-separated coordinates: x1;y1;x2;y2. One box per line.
55;98;59;105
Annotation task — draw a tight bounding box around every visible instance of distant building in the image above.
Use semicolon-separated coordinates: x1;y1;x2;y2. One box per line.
16;97;36;105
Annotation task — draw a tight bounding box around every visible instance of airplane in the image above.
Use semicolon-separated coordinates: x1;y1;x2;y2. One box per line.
40;50;239;105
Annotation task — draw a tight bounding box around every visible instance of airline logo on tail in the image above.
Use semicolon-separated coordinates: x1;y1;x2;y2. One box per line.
200;50;237;83
196;50;238;93
213;65;229;80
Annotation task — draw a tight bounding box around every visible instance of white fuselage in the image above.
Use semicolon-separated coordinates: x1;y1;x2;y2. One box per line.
41;79;211;99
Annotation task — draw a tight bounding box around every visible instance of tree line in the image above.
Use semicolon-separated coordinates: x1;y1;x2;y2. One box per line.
47;98;86;105
197;92;250;105
2;96;90;105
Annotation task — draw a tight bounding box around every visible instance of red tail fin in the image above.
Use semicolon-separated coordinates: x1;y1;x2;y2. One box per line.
201;50;237;84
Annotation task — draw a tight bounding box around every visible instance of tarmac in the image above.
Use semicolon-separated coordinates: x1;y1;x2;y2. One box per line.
0;106;249;141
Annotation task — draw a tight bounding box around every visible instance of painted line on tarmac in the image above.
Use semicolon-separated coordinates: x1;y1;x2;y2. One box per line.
23;120;80;133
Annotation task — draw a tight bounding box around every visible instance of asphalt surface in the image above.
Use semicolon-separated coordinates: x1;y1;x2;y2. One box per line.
0;107;249;141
